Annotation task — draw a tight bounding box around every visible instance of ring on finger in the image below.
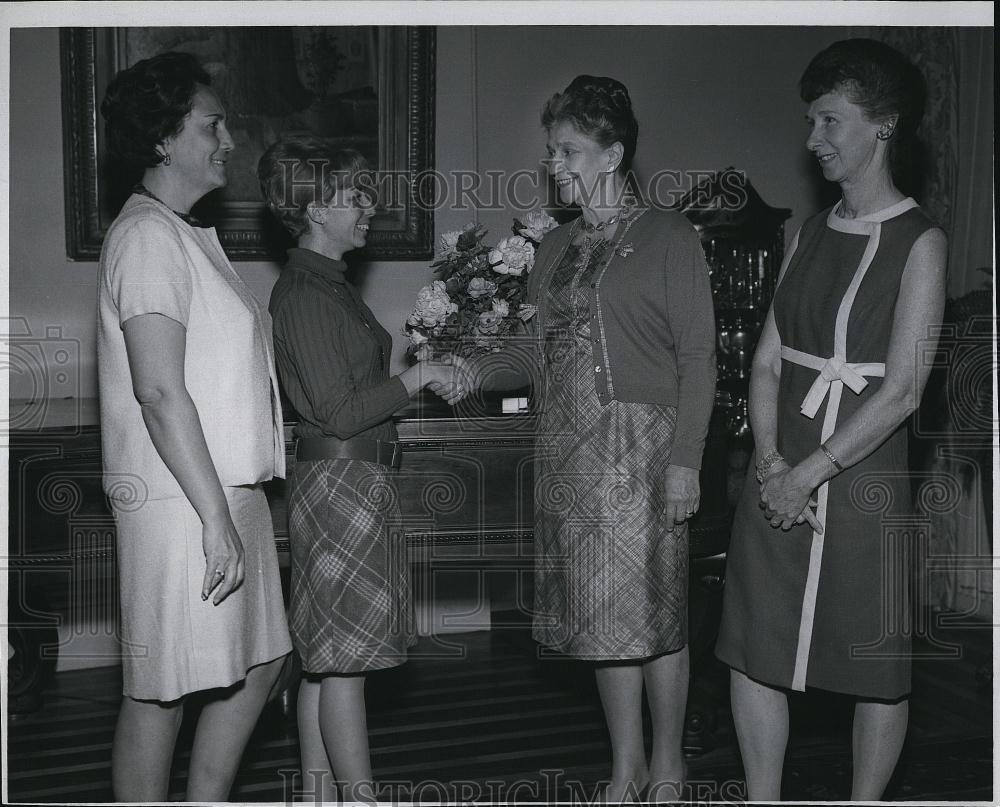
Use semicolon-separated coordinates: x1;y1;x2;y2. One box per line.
214;569;225;579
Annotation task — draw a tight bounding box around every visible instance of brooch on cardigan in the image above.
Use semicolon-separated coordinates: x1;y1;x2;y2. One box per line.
616;243;634;258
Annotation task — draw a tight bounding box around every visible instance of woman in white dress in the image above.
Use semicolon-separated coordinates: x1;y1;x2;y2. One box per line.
98;52;291;800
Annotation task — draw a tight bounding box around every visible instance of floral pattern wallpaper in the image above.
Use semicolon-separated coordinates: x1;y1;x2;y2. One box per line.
880;27;960;235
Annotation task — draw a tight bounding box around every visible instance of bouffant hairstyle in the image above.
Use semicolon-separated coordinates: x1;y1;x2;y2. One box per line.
541;75;640;174
101;52;211;168
257;134;371;240
800;38;926;184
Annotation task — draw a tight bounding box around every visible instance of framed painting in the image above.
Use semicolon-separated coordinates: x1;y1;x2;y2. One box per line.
60;26;435;261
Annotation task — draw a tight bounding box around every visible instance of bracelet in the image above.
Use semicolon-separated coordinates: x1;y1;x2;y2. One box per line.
820;442;844;472
755;449;785;484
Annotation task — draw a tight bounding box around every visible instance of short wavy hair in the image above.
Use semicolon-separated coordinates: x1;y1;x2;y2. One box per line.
541;75;639;174
257;134;371;240
800;38;926;185
100;51;211;168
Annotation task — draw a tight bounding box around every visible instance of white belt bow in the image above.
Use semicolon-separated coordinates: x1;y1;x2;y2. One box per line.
780;346;885;418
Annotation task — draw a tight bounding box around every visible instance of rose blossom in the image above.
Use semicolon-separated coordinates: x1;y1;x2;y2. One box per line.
492;298;510;318
489;236;535;276
476;309;504;335
411;280;458;327
518;210;559;241
467;277;498;299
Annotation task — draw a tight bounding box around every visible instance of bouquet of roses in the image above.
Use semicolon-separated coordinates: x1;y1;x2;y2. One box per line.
405;209;559;359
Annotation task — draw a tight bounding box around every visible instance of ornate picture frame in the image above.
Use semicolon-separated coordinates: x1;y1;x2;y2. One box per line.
60;26;435;261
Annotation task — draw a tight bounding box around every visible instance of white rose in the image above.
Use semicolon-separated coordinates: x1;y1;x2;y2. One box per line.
412;280;458;327
492;298;510;317
467;277;498;299
490;236;535;276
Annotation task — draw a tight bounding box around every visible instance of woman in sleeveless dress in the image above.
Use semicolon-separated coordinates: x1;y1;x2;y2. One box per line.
715;39;947;800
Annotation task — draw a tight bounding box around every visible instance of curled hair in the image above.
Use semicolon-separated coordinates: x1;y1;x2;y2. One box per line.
541;75;639;174
257;133;371;240
800;38;926;187
100;52;210;168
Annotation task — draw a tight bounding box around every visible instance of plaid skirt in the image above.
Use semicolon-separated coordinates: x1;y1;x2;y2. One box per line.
288;459;415;674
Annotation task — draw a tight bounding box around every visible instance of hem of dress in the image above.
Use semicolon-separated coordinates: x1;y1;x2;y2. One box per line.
715;653;911;701
534;635;687;662
297;634;417;676
300;653;411;676
122;642;293;703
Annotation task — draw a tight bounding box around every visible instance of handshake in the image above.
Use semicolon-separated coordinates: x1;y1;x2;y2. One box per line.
414;353;478;406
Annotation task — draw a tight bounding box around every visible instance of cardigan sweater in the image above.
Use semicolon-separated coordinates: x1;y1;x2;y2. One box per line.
483;207;716;469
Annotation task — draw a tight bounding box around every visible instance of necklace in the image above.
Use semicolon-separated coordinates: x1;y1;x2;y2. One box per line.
575;199;635;269
581;210;624;234
133;184;209;228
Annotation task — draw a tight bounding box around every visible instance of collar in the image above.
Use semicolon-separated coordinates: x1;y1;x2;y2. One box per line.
285;247;348;284
132;185;210;228
826;197;918;235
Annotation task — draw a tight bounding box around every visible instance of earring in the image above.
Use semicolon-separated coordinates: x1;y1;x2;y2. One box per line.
161;152;172;166
877;126;894;141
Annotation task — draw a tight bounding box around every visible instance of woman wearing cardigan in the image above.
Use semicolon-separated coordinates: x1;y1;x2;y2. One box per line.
478;75;716;801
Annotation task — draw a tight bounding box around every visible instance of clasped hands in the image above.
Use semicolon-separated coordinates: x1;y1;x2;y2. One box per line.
419;353;477;405
758;460;824;534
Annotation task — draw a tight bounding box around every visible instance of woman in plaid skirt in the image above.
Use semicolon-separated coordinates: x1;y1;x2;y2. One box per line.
258;134;471;803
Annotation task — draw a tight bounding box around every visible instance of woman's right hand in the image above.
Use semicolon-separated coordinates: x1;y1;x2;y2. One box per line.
201;516;246;605
421;354;475;404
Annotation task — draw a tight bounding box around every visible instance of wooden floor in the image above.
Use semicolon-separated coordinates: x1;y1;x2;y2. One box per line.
6;613;993;803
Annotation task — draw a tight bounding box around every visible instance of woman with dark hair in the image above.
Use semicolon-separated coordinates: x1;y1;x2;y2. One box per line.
715;39;946;800
259;134;468;803
97;52;291;800
476;75;716;801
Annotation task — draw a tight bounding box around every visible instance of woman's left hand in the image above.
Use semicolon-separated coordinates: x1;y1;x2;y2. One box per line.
760;465;823;533
664;464;700;530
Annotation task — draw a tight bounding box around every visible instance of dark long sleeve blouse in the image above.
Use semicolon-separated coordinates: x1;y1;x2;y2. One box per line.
269;247;409;441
